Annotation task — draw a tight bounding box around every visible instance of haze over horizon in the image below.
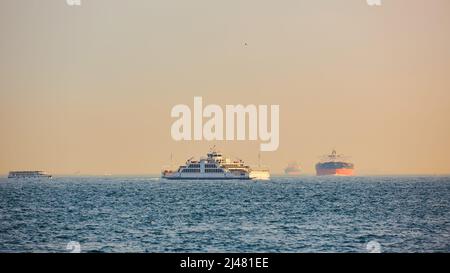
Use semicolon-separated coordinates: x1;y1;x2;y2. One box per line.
1;0;450;175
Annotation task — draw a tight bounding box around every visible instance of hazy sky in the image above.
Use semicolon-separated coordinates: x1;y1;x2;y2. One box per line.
1;0;450;175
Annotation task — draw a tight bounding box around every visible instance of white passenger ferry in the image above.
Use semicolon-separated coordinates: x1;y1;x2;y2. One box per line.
162;148;270;180
8;171;52;179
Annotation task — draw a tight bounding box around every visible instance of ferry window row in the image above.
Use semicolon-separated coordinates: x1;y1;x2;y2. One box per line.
182;169;200;173
205;169;224;173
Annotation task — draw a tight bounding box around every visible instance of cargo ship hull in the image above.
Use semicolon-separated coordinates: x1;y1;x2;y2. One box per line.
315;150;354;176
315;167;354;176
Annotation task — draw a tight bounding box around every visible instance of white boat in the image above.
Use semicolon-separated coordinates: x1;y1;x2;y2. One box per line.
8;171;52;179
249;169;271;180
162;148;270;180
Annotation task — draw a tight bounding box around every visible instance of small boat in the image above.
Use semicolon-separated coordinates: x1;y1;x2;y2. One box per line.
8;171;52;179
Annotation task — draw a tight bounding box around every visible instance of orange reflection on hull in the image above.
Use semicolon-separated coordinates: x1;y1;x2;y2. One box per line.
316;168;354;176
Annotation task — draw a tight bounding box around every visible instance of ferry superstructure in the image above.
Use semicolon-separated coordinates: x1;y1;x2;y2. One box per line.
162;148;270;180
8;171;52;179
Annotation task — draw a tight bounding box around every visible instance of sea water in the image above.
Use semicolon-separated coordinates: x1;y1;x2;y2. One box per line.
0;176;449;253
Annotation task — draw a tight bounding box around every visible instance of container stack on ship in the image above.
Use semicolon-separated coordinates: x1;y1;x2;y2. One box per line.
315;150;354;176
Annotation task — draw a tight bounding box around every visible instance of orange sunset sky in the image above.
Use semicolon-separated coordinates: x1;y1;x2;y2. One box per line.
1;0;450;175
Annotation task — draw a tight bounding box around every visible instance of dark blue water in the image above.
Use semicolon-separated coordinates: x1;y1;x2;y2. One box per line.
0;176;449;253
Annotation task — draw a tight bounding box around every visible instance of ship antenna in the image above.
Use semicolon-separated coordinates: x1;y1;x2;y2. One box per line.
210;145;216;152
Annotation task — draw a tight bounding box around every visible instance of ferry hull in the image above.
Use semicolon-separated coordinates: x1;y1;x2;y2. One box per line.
163;176;250;180
162;172;251;180
162;171;270;180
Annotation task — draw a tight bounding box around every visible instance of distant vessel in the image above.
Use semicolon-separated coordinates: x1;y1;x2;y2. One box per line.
8;171;52;179
315;150;354;176
162;148;270;180
284;162;301;176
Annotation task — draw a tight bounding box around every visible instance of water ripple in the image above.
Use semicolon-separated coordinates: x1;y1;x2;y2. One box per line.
0;176;449;253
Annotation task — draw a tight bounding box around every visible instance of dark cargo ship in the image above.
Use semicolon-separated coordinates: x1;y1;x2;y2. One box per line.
315;150;354;176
